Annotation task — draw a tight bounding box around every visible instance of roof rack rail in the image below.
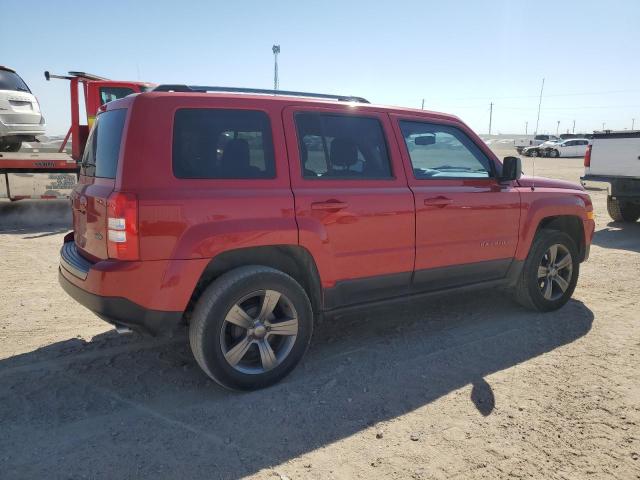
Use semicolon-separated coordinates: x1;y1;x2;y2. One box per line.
151;84;370;103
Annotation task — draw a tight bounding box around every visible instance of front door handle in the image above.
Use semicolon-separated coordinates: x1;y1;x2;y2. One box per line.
311;200;348;211
423;196;452;208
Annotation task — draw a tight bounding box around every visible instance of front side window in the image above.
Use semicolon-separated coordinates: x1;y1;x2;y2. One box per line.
399;121;492;179
173;109;275;179
295;113;392;179
99;87;136;105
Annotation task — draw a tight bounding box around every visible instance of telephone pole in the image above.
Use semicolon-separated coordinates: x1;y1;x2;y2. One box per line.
556;120;560;136
488;102;493;135
272;44;280;90
572;120;576;134
525;121;528;135
633;118;636;130
534;78;544;136
421;99;425;110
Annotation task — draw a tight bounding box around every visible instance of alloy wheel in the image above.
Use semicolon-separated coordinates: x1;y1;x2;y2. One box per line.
220;290;298;374
537;244;573;301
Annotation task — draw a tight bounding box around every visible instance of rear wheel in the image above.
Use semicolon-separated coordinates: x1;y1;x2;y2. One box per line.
607;195;640;222
530;150;538;157
515;230;579;312
0;140;21;152
189;265;313;390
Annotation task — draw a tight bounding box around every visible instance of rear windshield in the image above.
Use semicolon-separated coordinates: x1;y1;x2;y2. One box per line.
172;109;275;179
0;70;31;92
81;109;127;179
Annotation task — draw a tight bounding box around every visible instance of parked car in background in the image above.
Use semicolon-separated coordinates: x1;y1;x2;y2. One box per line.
543;138;590;158
515;134;561;154
0;66;45;151
581;130;640;222
522;138;562;157
59;86;595;390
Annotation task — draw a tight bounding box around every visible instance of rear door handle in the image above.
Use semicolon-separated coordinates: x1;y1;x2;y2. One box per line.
423;196;452;208
311;200;348;211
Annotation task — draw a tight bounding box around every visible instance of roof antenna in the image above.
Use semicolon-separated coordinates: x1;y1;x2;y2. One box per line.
531;77;545;191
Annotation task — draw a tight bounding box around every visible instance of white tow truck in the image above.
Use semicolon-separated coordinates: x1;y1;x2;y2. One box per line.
581;130;640;222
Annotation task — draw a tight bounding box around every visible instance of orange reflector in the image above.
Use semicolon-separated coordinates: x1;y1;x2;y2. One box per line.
586;211;595;220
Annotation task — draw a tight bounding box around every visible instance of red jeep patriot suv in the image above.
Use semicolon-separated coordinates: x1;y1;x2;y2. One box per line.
59;85;595;390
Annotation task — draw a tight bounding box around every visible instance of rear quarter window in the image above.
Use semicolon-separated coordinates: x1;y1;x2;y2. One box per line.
172;109;275;179
81;109;127;179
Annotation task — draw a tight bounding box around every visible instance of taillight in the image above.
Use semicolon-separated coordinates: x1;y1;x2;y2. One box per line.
584;144;592;167
106;192;139;260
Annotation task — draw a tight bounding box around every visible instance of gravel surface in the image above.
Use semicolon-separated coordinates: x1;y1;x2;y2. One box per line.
1;153;639;479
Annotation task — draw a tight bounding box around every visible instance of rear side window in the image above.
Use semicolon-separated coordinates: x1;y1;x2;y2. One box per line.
173;109;275;179
295;113;392;179
81;109;127;179
0;70;31;92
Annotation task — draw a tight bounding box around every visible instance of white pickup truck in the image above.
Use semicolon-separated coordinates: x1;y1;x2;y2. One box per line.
581;131;640;222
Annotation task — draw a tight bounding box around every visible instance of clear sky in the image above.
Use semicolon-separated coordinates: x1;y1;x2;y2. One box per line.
2;0;639;136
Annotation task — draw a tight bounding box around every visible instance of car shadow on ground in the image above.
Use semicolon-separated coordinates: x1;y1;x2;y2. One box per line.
0;292;593;479
591;220;640;253
0;200;71;237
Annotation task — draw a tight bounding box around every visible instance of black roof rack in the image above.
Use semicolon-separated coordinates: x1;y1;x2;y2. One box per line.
151;84;369;103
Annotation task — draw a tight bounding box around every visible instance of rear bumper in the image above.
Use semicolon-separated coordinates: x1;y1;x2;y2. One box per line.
0;122;46;138
59;269;183;335
58;240;208;335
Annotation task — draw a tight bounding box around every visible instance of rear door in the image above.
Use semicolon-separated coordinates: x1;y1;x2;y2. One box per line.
71;108;127;260
391;115;521;292
284;106;415;309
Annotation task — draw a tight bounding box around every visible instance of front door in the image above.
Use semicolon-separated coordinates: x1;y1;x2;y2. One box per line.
284;106;415;309
391;115;521;292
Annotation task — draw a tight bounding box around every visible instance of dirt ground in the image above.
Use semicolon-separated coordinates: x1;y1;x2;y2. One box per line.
1;151;639;480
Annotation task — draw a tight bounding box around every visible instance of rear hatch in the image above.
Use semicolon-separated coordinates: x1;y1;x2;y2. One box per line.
71;108;127;261
0;69;42;125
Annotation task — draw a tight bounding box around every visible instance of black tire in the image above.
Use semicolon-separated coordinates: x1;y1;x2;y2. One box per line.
551;149;560;158
607;195;640;222
0;140;21;152
515;230;579;312
189;265;313;391
530;150;538;157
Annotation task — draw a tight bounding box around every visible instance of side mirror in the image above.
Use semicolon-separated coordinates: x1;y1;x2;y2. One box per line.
501;156;522;181
414;134;435;146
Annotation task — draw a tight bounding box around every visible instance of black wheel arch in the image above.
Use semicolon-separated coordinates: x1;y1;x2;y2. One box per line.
536;215;586;261
186;245;323;321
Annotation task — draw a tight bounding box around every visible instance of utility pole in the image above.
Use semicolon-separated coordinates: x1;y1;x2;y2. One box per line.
488;102;493;135
534;78;545;136
272;44;280;90
633;118;636;130
525;121;528;135
602;122;606;131
572;120;576;134
421;99;425;110
556;120;560;136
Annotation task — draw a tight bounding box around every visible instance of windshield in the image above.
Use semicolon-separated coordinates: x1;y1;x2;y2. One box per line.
0;69;31;92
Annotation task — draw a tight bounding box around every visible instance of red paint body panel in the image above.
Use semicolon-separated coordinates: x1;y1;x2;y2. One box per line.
62;92;595;316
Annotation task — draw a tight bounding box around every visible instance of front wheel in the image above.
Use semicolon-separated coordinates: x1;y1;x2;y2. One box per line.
551;149;560;158
189;266;313;390
515;230;579;312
